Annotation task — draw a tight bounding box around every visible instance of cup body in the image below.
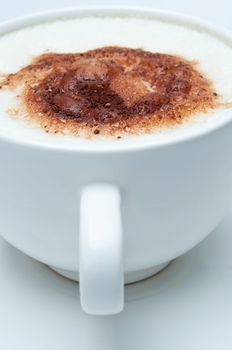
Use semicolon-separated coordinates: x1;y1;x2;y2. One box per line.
0;121;232;273
0;6;232;277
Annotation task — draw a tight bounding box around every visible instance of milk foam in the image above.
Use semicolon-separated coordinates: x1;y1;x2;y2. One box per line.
0;14;232;150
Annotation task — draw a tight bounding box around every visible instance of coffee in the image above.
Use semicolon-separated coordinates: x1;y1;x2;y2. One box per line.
1;46;216;137
0;15;231;147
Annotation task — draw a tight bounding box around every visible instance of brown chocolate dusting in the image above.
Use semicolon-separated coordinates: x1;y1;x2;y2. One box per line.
1;46;217;137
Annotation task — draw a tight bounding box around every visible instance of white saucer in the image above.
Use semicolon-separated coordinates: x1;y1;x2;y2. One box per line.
1;210;232;349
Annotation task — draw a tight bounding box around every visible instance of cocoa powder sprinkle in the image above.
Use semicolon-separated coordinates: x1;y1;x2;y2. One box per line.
1;46;217;137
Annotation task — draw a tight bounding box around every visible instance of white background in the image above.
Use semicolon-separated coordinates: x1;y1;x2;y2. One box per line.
0;1;232;350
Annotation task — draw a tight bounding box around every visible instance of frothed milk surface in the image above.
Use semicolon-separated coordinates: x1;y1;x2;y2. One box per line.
0;14;232;150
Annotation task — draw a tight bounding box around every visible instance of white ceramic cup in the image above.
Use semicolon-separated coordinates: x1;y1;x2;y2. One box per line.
0;6;232;315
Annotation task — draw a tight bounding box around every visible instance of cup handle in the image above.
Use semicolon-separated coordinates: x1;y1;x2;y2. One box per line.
79;183;124;315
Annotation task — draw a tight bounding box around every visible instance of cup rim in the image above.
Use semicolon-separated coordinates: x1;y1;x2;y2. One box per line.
0;4;232;154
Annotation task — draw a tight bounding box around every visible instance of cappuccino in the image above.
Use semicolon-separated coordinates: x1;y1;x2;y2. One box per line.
0;14;231;149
